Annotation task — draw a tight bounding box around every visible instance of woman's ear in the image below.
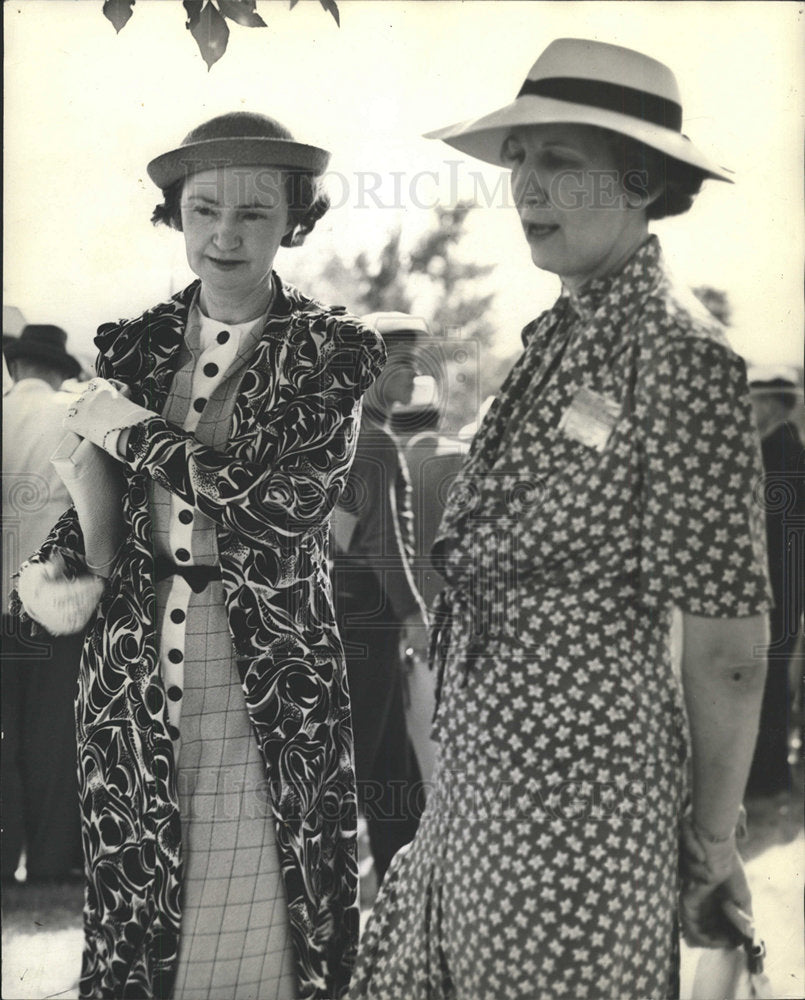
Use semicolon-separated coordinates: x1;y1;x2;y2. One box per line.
622;169;664;211
642;178;665;212
281;218;300;248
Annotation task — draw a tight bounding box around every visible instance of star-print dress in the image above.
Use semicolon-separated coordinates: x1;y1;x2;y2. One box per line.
151;295;296;1000
348;237;770;1000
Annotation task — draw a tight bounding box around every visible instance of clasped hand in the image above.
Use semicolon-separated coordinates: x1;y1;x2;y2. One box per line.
63;377;151;458
400;612;430;671
679;817;755;949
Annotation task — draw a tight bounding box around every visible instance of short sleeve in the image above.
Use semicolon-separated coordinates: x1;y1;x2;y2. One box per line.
637;336;771;617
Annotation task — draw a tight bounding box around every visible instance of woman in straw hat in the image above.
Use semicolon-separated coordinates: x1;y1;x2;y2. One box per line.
14;112;385;1000
349;39;770;999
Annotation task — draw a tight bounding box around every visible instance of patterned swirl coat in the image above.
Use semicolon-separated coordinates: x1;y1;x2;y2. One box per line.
24;276;385;999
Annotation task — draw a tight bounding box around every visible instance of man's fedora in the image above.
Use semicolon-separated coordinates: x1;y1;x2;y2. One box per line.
147;111;331;190
747;365;802;400
425;38;733;181
3;324;81;380
361;312;431;345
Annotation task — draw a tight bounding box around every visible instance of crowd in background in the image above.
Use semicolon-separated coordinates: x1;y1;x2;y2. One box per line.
3;313;803;890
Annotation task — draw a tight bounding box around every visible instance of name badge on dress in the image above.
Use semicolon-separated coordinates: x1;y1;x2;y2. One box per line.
558;386;621;451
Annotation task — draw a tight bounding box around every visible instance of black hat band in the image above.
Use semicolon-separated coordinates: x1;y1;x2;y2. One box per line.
517;76;683;132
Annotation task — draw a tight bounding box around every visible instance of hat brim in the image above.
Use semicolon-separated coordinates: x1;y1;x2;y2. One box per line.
363;313;432;341
3;341;82;379
748;381;801;399
425;95;733;182
147;137;331;190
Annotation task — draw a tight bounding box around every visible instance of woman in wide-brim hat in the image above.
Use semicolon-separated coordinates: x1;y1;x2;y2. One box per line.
350;39;770;999
15;111;385;1000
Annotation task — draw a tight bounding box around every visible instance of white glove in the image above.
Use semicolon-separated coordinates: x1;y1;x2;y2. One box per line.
63;377;155;459
51;431;127;576
17;553;106;636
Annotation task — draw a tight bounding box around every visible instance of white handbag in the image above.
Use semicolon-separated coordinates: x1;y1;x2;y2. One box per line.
691;939;774;1000
17;432;125;635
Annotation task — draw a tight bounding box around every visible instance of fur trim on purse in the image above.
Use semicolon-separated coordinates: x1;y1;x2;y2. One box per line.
17;555;105;636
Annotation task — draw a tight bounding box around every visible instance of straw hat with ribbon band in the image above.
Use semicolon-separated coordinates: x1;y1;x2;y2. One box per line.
425;38;733;182
146;111;331;191
4;324;82;380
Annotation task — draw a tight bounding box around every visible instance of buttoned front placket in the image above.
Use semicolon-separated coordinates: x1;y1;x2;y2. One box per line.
159;304;267;757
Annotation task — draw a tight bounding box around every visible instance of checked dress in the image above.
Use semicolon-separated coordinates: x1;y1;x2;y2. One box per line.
149;295;297;999
348;237;770;1000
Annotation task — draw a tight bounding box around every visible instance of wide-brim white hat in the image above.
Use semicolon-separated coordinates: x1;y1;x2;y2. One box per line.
425;38;733;182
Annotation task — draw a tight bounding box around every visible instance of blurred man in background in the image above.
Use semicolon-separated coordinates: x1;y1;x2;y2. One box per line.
331;313;430;883
398;401;468;783
746;368;805;796
2;325;84;882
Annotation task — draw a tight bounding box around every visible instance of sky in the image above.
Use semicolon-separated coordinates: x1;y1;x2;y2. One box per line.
4;1;804;372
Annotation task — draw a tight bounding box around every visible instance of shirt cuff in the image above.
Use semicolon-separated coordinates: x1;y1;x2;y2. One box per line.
104;428;123;459
124;421;147;467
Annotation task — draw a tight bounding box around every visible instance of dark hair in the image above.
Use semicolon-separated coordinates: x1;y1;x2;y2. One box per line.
766;393;798;414
600;128;706;220
151;170;329;247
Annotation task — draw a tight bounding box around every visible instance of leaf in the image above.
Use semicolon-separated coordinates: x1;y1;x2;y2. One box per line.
183;0;204;28
319;0;340;26
189;2;231;69
217;0;266;27
102;0;135;34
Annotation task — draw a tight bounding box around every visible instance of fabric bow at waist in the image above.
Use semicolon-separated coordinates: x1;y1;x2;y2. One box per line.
153;555;221;593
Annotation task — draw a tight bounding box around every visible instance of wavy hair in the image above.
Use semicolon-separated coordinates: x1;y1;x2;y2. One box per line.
151;170;330;248
600;127;706;220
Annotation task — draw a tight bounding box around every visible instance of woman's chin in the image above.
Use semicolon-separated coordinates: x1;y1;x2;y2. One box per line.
199;271;260;302
527;243;562;276
199;267;244;290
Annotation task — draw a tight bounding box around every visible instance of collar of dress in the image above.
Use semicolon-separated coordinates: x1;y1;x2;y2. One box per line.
185;286;272;354
553;234;664;328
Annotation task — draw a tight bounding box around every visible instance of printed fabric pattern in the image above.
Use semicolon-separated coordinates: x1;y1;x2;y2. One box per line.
19;275;385;999
349;236;771;1000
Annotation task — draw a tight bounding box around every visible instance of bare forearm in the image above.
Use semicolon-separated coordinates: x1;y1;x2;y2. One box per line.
682;613;768;838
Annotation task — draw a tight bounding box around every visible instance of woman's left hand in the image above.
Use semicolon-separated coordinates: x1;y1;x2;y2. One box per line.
64;378;154;458
680;818;755;949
